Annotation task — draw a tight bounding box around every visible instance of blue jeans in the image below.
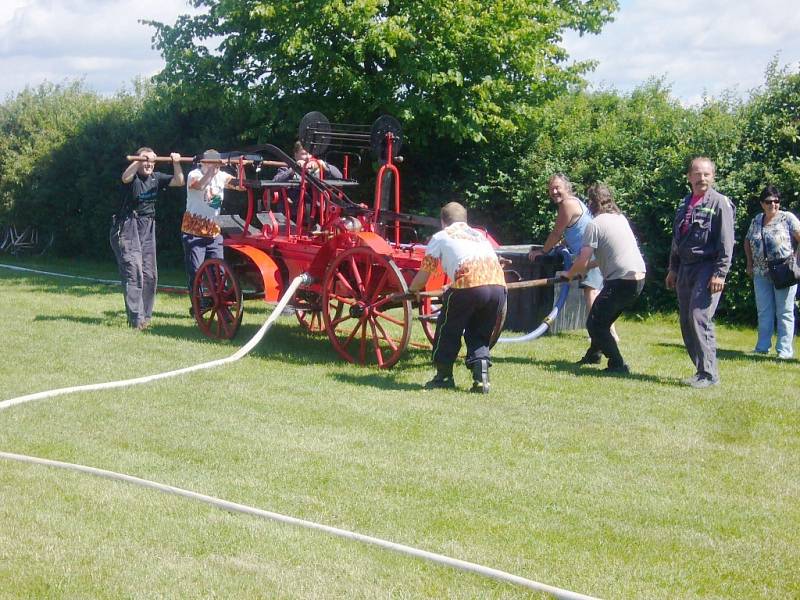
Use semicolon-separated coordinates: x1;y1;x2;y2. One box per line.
182;233;224;292
753;273;797;358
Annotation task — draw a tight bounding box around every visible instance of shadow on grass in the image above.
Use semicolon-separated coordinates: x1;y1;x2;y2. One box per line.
34;310;189;329
35;313;119;327
494;355;682;386
330;372;422;391
14;280;120;298
244;322;431;372
656;341;787;363
29;295;435;375
1;268;186;298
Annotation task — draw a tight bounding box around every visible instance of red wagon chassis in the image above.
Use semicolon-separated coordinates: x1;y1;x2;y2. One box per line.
190;114;501;368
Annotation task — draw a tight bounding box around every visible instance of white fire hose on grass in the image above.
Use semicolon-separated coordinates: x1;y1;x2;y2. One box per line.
0;264;600;600
0;272;309;411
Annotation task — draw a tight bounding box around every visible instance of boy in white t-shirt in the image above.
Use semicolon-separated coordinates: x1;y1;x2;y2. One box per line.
181;149;240;303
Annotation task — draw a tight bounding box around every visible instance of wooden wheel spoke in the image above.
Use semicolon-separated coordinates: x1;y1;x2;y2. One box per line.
329;293;356;306
331;313;353;329
366;270;389;303
334;270;356;297
358;318;368;363
340;313;369;351
370;293;395;311
372;308;406;327
346;256;366;297
217;304;237;334
357;257;375;294
200;271;215;303
371;317;399;352
368;318;386;367
212;268;225;296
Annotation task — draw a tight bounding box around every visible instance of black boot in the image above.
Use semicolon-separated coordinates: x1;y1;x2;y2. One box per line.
424;364;455;390
575;348;602;365
470;359;490;394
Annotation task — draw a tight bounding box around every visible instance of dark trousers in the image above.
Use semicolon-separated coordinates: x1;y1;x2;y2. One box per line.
676;261;722;380
182;233;224;292
110;214;157;327
585;278;644;368
432;285;507;369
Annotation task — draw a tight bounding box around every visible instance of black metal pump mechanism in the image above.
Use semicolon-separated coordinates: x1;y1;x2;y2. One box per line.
299;111;403;164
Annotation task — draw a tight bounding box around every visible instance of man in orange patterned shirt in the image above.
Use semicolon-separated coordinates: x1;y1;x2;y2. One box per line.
408;202;507;393
181;150;241;302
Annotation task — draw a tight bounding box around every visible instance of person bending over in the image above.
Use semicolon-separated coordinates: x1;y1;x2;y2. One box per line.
408;202;507;393
561;183;646;374
528;173;616;357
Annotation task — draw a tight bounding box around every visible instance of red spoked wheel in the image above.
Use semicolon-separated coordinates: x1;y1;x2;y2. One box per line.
490;294;508;348
295;306;325;333
192;258;244;340
294;291;326;334
418;295;441;345
322;246;412;368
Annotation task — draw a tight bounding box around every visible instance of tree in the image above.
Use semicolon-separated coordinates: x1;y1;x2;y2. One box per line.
727;61;800;209
461;80;743;315
148;0;618;145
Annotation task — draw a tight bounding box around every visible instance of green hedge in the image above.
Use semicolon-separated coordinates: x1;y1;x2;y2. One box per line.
0;67;798;324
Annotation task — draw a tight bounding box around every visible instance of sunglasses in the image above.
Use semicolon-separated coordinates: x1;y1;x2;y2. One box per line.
761;199;780;205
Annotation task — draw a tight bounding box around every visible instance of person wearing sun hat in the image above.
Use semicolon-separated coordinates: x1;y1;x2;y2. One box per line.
181;149;243;306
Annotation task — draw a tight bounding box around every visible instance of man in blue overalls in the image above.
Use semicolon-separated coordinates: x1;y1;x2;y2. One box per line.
665;157;735;388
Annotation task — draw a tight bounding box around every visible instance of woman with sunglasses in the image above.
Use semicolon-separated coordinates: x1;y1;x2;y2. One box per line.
744;185;800;358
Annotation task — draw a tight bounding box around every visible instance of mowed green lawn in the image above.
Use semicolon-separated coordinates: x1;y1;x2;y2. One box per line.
0;257;798;599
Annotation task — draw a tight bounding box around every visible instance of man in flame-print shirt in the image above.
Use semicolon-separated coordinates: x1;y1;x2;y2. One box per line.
408;202;506;393
181;149;242;303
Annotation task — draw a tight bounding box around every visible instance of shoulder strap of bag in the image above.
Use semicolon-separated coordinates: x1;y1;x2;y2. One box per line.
783;212;798;250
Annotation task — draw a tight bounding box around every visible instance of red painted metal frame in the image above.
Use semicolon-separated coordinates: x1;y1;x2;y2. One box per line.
213;130;447;365
373;134;401;245
225;243;283;302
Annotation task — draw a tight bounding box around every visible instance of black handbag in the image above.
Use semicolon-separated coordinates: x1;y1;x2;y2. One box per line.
762;216;800;289
767;255;800;289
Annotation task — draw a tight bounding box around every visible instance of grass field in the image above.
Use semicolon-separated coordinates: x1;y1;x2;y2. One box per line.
0;256;798;599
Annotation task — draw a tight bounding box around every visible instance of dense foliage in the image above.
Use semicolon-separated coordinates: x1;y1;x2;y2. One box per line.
462;81;745;316
148;0;618;145
0;81;247;263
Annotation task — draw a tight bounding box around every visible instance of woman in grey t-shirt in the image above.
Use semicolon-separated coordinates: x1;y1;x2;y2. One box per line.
561;183;646;374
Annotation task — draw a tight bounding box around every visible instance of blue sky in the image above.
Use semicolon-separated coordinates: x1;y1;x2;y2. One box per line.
0;0;797;106
563;0;800;105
